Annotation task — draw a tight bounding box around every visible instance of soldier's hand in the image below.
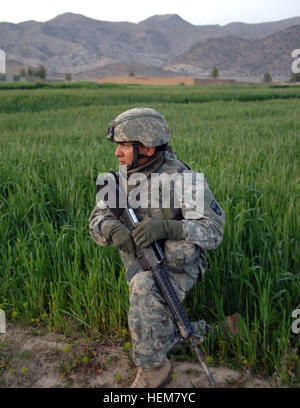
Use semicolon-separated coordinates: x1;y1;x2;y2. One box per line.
132;218;184;248
102;221;135;256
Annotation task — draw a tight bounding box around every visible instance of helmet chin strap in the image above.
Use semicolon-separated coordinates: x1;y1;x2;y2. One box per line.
128;142;149;169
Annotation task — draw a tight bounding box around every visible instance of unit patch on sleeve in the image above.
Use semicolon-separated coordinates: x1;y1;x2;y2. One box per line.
210;199;222;216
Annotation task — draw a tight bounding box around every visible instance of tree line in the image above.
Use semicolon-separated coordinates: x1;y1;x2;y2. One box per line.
16;64;300;84
210;65;300;83
19;65;72;82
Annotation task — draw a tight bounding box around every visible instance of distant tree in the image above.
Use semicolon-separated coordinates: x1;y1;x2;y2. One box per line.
19;65;47;81
65;73;72;81
129;69;135;77
289;72;300;82
263;72;272;83
19;67;28;80
35;64;46;81
27;67;35;81
211;65;219;79
19;66;35;81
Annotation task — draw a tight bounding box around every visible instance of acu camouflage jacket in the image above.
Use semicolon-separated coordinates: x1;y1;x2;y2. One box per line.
89;148;225;281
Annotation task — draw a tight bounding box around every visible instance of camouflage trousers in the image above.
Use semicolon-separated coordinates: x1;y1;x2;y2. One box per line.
128;267;200;368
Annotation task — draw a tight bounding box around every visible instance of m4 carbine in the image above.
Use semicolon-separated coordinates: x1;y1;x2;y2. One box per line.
96;171;216;386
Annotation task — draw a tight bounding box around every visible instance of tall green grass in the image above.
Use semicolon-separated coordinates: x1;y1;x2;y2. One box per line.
1;83;300;114
0;85;299;382
0;81;127;90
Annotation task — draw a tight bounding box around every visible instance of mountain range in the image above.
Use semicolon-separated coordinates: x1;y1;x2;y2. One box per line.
1;13;299;80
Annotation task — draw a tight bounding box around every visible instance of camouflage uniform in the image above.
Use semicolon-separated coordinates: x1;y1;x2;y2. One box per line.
89;108;225;368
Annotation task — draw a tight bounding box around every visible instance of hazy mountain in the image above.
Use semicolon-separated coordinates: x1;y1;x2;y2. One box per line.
223;17;300;39
165;25;300;79
0;12;299;79
75;62;183;80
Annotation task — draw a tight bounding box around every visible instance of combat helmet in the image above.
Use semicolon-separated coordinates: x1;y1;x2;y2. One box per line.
107;107;170;168
107;106;170;147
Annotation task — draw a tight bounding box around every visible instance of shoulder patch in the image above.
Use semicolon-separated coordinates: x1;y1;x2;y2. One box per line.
210;199;222;216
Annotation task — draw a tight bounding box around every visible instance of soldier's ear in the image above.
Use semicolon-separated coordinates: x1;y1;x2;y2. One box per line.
146;146;155;157
139;145;155;157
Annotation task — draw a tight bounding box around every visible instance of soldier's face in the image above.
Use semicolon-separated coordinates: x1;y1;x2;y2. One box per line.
115;142;155;166
115;142;134;165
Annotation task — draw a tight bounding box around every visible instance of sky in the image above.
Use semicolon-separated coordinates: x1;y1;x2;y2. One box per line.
1;0;300;26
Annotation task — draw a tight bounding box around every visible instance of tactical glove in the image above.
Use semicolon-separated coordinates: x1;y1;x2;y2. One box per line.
132;218;184;248
101;219;135;257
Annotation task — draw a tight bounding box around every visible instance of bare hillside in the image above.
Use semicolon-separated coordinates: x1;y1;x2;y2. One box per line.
0;13;299;79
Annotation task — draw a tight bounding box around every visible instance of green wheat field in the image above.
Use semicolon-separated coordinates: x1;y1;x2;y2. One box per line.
0;82;299;383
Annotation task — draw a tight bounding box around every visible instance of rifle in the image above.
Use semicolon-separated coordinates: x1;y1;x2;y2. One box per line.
96;171;216;386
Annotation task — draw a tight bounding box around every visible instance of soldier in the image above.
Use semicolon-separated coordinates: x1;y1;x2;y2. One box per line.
89;107;232;388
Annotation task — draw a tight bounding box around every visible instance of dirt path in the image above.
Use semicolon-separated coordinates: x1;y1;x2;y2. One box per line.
0;323;279;388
